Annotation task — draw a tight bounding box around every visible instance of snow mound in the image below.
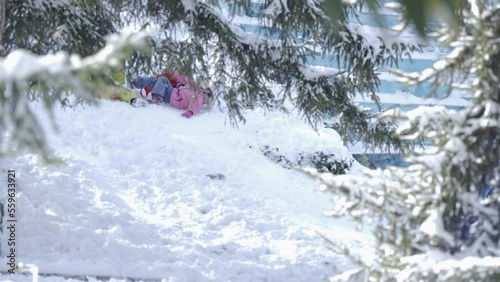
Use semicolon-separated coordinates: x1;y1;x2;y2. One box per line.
0;101;370;281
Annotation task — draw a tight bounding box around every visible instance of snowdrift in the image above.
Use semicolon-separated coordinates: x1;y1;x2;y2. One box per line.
0;101;370;281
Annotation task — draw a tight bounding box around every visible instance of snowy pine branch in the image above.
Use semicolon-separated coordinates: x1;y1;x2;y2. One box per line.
113;0;423;151
312;1;500;280
4;0;116;56
0;31;148;159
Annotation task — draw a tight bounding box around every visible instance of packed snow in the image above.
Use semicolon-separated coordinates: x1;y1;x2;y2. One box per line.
0;100;372;281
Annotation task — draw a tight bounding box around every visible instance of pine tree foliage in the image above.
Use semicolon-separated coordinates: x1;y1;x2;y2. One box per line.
307;1;500;281
0;32;148;160
107;0;422;151
0;0;425;157
0;0;131;158
3;0;116;56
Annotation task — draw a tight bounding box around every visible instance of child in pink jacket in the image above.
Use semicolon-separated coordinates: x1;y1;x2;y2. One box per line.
170;84;212;118
133;70;212;118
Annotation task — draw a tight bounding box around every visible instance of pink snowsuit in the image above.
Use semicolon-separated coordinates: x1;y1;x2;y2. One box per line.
169;84;206;115
136;70;207;116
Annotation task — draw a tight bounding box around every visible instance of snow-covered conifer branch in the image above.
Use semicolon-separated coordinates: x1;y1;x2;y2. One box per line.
312;1;500;280
0;31;148;159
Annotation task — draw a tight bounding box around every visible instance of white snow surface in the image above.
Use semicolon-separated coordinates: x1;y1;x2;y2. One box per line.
0;101;371;281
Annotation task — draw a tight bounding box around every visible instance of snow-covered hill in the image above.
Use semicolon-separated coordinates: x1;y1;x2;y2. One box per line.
0;101;371;282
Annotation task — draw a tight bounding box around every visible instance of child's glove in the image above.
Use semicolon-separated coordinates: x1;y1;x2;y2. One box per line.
181;110;194;118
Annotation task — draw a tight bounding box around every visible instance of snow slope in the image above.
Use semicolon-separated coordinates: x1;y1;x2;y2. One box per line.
0;101;371;282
